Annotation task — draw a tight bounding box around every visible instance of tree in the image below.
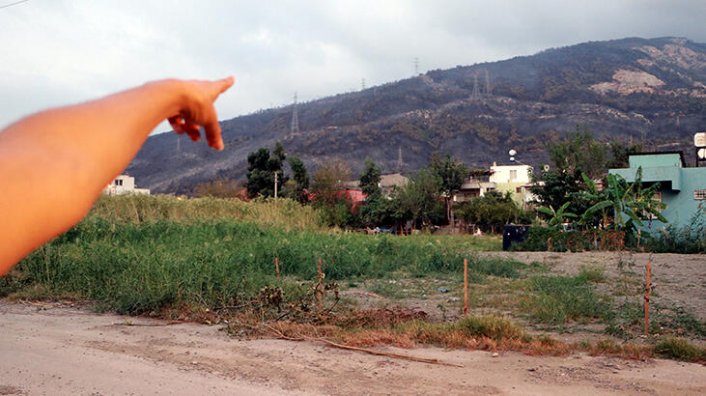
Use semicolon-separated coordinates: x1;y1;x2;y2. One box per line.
430;154;468;223
547;127;607;179
358;160;386;227
246;143;287;198
532;128;613;221
398;168;443;229
583;169;667;234
311;160;355;227
284;155;309;203
359;160;382;197
456;191;526;233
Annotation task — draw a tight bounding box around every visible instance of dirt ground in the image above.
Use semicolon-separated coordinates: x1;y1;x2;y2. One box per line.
1;251;704;395
478;251;706;321
1;301;705;396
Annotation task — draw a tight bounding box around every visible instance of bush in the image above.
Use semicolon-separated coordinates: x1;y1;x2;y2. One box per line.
512;227;625;252
455;315;524;341
654;337;705;362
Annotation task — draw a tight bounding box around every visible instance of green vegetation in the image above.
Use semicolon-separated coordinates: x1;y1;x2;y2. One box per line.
2;195;503;315
454;315;524;341
3;194;703;363
654;337;705;362
523;272;612;325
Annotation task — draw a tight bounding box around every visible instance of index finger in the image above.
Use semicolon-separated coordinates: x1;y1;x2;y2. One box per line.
202;107;223;151
208;76;235;99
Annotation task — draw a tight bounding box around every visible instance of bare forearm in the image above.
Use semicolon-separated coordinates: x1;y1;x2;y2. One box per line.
0;77;234;273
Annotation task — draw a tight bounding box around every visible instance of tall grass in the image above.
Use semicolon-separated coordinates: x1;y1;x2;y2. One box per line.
4;196;513;315
89;195;322;231
522;272;613;325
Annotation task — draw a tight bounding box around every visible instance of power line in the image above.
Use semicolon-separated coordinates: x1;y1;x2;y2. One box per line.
0;0;30;10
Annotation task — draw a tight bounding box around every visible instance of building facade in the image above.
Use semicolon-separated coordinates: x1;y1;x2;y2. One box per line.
104;175;151;196
609;152;706;230
489;162;536;207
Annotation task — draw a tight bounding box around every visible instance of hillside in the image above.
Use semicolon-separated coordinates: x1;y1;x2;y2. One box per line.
127;37;706;193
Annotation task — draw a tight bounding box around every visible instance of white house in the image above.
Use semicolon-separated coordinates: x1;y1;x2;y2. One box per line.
104;174;150;196
489;162;536;207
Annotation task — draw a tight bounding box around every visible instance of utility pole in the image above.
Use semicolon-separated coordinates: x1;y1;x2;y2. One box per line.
274;171;279;199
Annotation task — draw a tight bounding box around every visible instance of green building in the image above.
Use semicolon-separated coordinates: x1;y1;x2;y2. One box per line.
609;152;706;230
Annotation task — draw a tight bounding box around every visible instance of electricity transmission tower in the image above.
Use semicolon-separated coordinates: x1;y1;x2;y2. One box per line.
484;70;491;95
471;73;481;101
397;146;405;173
290;92;299;134
414;57;419;75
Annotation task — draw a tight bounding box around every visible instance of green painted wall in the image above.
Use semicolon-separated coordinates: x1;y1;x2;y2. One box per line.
609;153;706;230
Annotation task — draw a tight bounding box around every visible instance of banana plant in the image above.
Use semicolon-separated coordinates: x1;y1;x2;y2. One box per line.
537;201;577;229
582;168;667;233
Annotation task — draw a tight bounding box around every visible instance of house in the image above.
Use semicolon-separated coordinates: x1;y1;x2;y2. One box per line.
104;174;150;195
488;162;536;207
342;173;409;199
608;151;706;229
379;173;409;197
454;169;496;202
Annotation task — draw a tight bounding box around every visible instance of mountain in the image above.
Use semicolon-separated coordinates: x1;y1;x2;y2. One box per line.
127;37;706;194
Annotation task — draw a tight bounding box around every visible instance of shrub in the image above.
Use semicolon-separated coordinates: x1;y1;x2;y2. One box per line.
455;315;524;341
654;337;705;362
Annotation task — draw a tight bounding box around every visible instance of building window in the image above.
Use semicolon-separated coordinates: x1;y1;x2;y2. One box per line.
515;187;522;193
695;189;706;200
509;170;517;181
115;179;123;186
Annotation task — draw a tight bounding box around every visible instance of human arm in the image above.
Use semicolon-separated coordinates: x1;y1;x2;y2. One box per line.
0;77;235;274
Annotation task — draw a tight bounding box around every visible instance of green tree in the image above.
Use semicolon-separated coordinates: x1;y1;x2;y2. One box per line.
548;127;607;179
358;160;387;227
532;128;614;221
246;142;287;198
359;160;382;197
456;191;525;233
398;168;443;229
285;155;309;203
311;160;356;227
430;154;468;223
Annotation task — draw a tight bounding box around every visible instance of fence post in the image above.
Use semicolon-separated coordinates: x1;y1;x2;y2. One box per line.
275;256;280;282
464;258;469;316
644;257;651;336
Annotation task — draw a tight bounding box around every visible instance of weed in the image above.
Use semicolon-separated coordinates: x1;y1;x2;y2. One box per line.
579;264;606;283
654;337;705;362
523;274;613;325
454;315;524;341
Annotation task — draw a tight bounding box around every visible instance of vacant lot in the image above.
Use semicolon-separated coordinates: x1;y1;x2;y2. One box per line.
1;301;705;396
1;197;704;394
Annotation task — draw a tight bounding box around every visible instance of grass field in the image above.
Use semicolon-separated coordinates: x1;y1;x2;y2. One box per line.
2;195;704;362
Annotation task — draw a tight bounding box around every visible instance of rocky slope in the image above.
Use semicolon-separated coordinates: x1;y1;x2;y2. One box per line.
127;37;706;193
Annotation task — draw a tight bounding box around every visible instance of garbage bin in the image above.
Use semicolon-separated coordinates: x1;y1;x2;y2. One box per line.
502;225;531;251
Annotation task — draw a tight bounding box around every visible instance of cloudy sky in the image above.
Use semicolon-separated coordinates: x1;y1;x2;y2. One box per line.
1;0;705;131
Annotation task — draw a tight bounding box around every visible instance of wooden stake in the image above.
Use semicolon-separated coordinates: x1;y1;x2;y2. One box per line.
275;256;280;282
315;257;325;310
644;257;651;336
463;258;469;315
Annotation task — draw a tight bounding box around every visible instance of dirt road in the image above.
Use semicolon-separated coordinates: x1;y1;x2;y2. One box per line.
1;302;704;395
